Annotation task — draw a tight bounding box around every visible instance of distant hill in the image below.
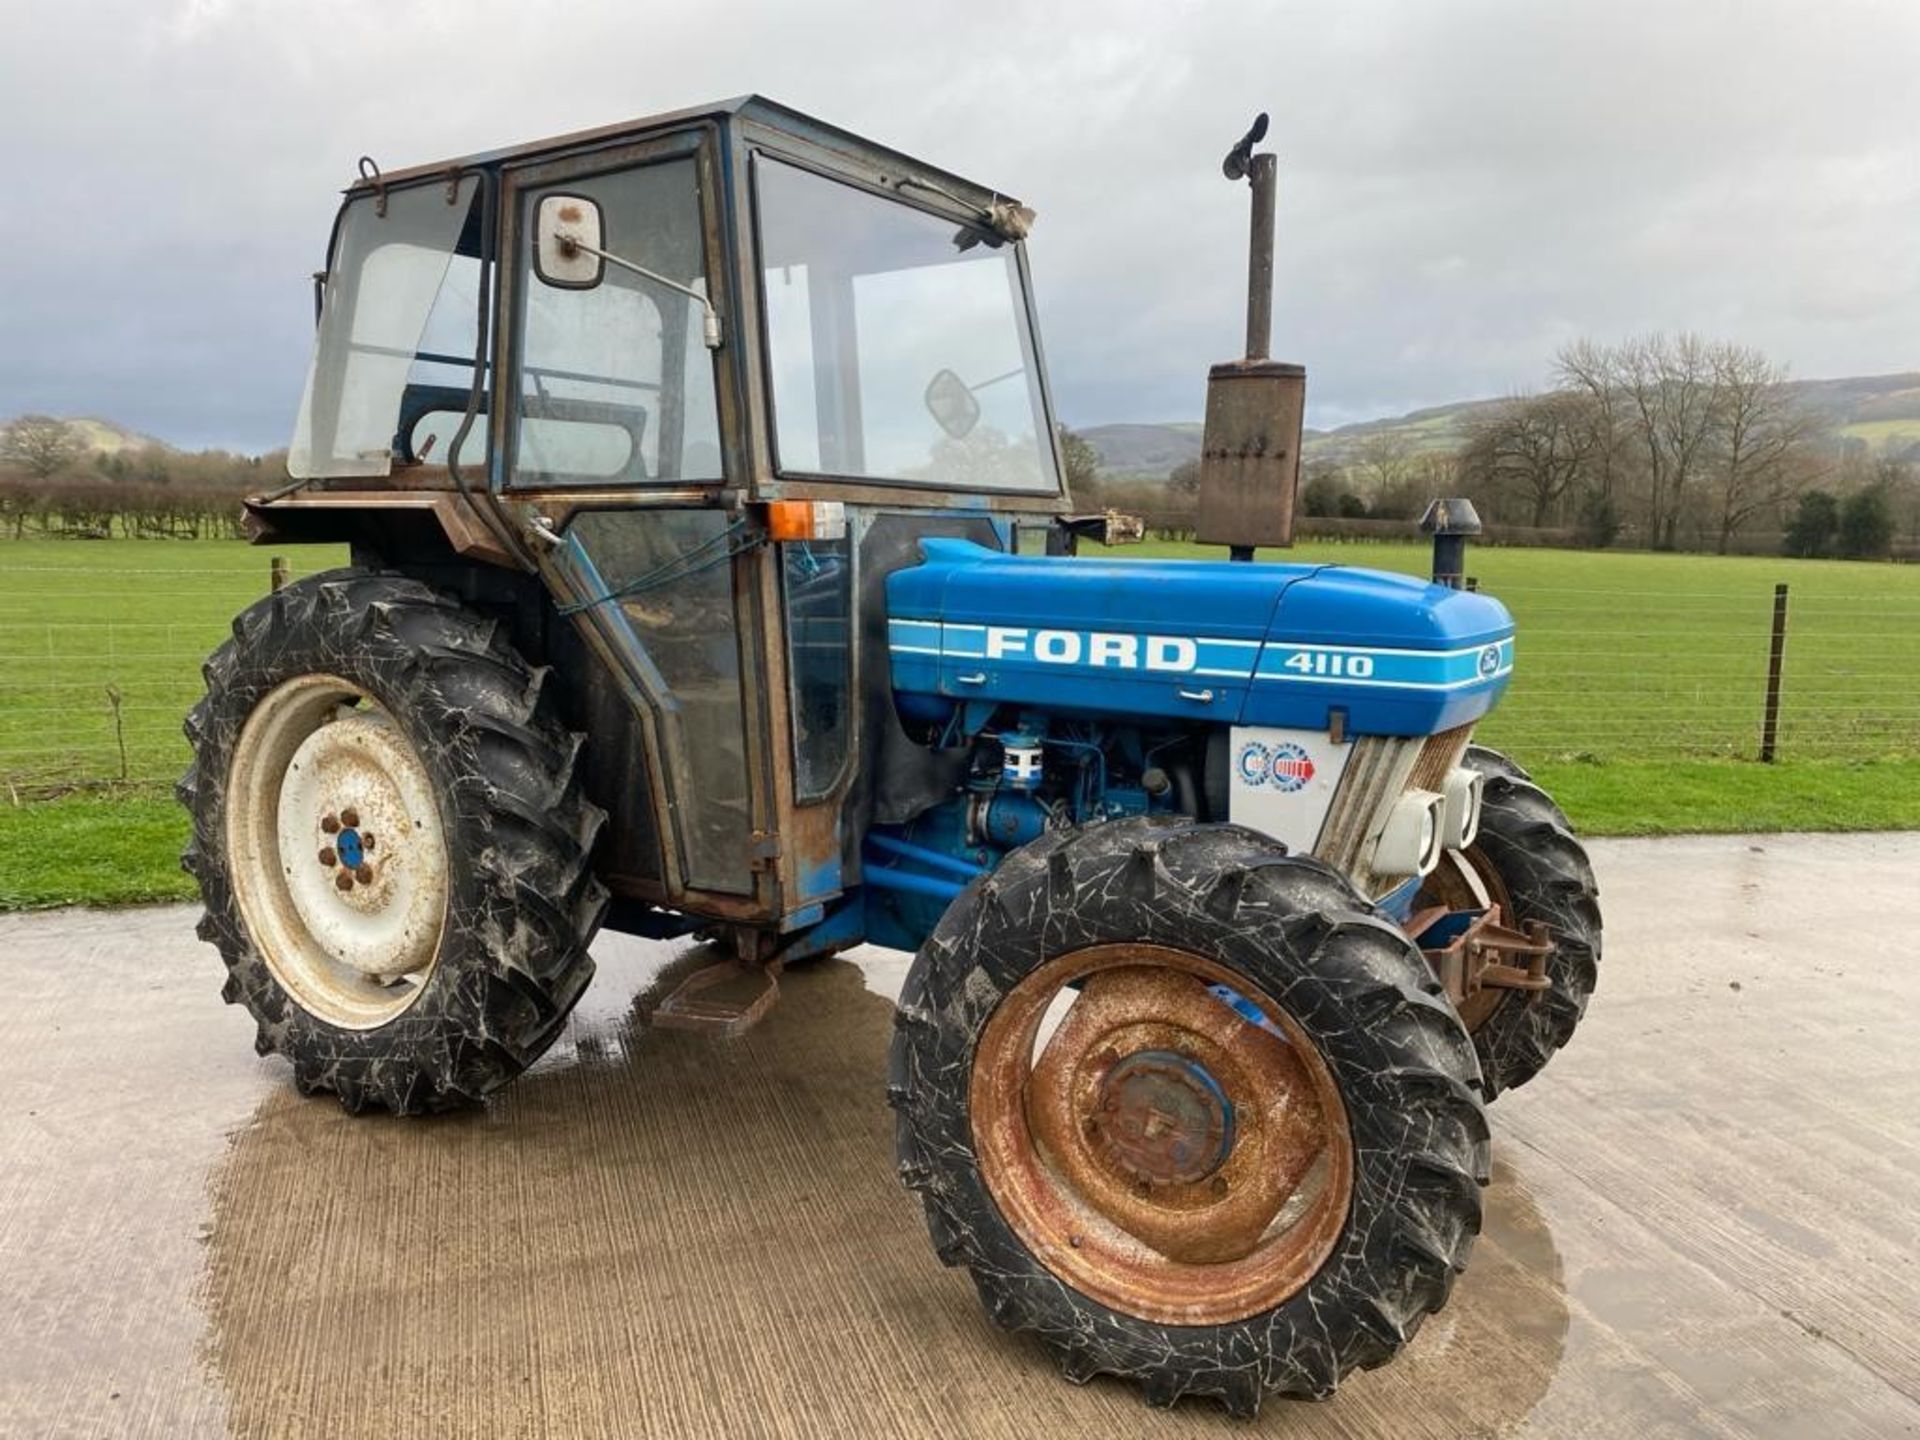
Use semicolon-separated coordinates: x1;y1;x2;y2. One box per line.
1074;421;1205;475
1080;371;1920;478
67;417;174;454
0;415;174;455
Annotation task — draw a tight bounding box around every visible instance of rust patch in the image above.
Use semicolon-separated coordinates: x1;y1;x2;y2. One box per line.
970;943;1352;1324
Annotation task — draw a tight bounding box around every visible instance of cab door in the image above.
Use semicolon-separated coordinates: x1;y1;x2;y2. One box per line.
493;129;772;912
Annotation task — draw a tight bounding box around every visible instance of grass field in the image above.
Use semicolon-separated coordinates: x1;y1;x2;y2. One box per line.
2;535;1918;908
1123;537;1920;765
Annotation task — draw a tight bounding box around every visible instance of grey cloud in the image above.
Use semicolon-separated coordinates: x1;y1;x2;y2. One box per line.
2;0;1913;449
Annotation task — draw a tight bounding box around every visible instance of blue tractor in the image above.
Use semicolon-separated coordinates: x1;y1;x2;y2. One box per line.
185;98;1600;1413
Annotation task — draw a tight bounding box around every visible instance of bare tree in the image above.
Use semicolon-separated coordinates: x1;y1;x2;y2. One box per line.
0;415;83;481
1055;424;1102;507
1352;431;1417;497
1557;334;1718;549
1631;333;1719;549
1462;390;1604;527
1707;343;1826;553
1553;339;1627;508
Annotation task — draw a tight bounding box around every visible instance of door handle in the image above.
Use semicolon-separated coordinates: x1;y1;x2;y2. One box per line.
955;672;988;686
1178;688;1216;703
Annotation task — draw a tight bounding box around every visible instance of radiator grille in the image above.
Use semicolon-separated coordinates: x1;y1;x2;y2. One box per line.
1409;723;1475;794
1314;724;1475;896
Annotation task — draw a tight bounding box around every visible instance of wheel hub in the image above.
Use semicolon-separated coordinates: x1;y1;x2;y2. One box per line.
973;945;1354;1322
1088;1048;1235;1186
225;674;450;1029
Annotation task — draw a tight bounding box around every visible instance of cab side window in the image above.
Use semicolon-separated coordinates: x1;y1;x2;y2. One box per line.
514;158;723;485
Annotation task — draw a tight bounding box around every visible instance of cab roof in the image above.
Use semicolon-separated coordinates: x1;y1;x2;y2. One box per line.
351;94;1021;217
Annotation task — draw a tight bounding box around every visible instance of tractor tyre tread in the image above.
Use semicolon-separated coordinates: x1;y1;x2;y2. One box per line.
1461;745;1601;1097
890;816;1488;1416
179;566;606;1115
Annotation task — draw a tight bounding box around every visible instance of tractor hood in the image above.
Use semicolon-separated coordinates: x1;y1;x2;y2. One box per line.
886;538;1514;736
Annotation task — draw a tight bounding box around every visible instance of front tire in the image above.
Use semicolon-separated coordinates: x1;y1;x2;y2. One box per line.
180;568;606;1114
1420;745;1601;1097
889;818;1489;1415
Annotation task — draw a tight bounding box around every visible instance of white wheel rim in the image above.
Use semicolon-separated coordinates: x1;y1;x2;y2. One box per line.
225;674;450;1030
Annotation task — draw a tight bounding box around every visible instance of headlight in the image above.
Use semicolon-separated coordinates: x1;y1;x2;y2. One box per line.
1440;768;1484;850
1371;788;1445;879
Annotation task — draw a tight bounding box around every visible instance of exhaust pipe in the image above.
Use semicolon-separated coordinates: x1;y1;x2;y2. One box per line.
1195;113;1306;562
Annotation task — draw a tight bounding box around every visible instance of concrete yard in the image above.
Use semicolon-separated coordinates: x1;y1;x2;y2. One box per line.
1;832;1917;1438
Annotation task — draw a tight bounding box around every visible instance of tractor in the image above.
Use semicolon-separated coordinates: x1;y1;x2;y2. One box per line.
182;96;1601;1414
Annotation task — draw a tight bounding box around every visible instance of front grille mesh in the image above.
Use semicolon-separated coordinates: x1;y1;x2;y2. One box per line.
1314;724;1475;896
1409;723;1475;794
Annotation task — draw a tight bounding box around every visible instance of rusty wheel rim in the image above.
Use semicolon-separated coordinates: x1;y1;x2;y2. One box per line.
1419;845;1518;1031
969;943;1354;1325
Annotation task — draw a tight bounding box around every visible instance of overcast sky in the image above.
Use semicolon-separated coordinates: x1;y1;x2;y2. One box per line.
2;0;1916;452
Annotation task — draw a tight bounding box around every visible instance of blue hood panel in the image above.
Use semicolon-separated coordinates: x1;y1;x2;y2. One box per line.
886;539;1514;736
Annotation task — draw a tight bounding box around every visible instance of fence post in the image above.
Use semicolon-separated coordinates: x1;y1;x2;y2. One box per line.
270;556;288;593
1760;582;1789;763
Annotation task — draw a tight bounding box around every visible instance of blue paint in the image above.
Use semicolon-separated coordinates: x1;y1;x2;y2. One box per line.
971;790;1051;848
336;828;364;868
1375;874;1422;924
777;901;826;932
796;849;843;904
865;831;988;881
1204;983;1287;1040
1414;908;1485;946
863;866;969;901
886;540;1514;736
775;896;863;959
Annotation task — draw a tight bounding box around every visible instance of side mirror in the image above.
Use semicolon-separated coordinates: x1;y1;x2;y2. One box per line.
534;194;605;289
924;368;981;440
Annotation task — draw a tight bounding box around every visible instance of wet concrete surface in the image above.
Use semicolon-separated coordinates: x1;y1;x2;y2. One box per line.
2;831;1918;1438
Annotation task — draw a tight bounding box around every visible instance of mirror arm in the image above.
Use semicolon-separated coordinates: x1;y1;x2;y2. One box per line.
556;233;723;349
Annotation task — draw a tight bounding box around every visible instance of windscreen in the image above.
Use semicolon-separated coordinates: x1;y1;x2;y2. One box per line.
289;177;482;479
755;157;1059;494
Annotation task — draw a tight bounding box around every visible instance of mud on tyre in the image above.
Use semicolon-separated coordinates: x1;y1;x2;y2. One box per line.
179;567;606;1114
889;817;1490;1416
1421;746;1602;1098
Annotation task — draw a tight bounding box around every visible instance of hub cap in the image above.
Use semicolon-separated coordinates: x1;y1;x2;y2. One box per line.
970;943;1354;1325
1089;1049;1236;1187
225;674;449;1029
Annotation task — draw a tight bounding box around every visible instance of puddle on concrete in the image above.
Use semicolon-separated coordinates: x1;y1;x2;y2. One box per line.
193;939;1573;1439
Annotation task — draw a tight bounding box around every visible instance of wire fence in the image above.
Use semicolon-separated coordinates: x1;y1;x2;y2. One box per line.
1470;580;1920;763
1;555;1917;800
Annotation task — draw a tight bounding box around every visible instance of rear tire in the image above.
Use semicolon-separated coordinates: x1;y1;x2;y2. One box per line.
179;567;606;1114
890;817;1489;1415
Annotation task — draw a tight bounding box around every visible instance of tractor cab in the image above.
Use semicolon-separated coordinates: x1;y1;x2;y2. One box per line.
263;96;1066;927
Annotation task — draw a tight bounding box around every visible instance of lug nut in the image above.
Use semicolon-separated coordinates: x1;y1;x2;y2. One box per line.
321;814;340;834
361;832;376;851
341;807;360;828
1209;1176;1230;1198
354;864;374;885
335;872;354;892
319;847;337;867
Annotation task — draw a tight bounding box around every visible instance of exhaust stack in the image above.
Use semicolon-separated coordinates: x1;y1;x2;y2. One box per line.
1195;113;1306;562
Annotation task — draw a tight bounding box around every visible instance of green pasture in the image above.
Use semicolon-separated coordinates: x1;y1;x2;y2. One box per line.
1122;537;1920;765
2;535;1918;909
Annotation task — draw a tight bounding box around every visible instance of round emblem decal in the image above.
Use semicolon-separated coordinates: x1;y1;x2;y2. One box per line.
1478;644;1502;679
1235;741;1271;787
1236;739;1315;792
1267;741;1316;793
